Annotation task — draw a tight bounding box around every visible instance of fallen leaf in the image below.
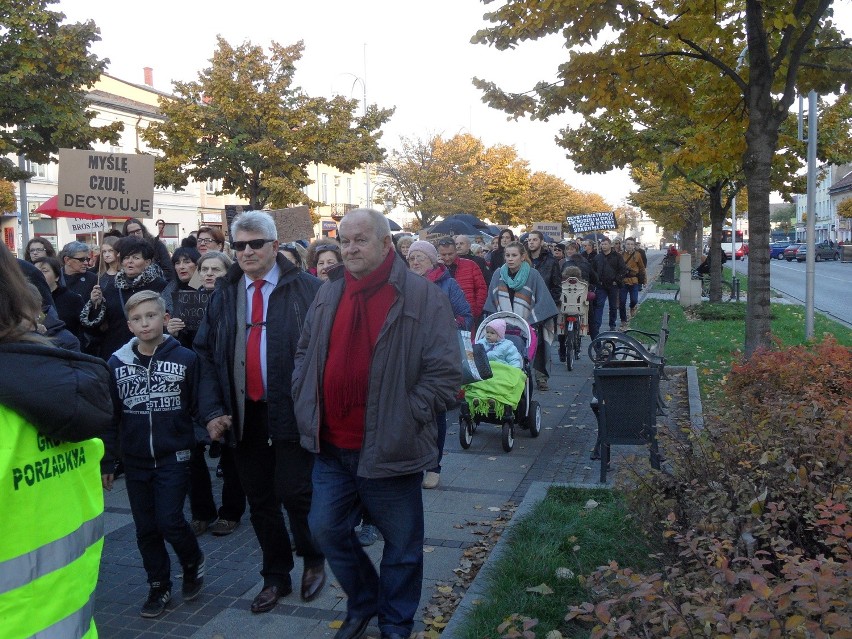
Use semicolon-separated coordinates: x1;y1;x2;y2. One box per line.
329;621;343;629
437;585;453;594
584;499;599;509
423;546;435;552
525;583;554;595
555;567;575;580
488;507;501;512
488;456;497;461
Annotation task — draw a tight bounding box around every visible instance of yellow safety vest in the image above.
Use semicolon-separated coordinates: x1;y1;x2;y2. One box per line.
0;406;105;639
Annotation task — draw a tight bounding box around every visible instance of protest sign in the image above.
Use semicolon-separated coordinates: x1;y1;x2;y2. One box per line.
66;217;106;234
58;149;154;218
269;206;314;242
532;222;562;237
171;289;211;332
565;212;618;234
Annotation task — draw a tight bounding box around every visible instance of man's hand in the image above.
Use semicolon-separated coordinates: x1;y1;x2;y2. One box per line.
102;473;114;491
206;415;232;441
166;317;186;337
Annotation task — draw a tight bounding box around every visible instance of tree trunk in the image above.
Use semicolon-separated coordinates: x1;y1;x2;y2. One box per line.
680;219;697;259
743;0;785;357
706;182;726;303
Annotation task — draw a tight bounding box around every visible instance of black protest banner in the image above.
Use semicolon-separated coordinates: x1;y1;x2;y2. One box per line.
565;211;618;234
171;290;211;332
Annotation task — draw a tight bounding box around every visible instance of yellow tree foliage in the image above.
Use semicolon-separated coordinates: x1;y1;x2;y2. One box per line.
837;198;852;219
0;181;16;214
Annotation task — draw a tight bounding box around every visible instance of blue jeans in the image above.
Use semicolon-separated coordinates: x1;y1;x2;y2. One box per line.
125;461;201;589
309;445;424;636
429;411;447;473
618;284;639;321
592;285;620;335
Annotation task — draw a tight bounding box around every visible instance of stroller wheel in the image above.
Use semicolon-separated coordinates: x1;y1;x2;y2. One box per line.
527;400;542;438
501;421;514;452
459;416;473;449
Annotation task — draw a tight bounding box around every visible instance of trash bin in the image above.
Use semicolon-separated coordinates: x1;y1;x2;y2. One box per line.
842;244;852;263
588;333;664;483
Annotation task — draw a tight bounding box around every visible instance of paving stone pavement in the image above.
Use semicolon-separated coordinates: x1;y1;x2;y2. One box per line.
95;317;676;639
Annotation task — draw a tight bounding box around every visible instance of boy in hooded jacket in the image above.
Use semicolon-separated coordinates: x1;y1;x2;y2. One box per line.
101;290;204;619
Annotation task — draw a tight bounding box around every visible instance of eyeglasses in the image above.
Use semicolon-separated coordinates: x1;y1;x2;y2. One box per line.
127;228;144;235
436;238;455;247
197;237;216;244
68;255;91;263
233;238;275;251
314;244;340;253
29;247;47;254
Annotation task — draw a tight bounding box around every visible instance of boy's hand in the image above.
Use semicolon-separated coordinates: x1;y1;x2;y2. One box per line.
102;473;114;491
207;415;232;440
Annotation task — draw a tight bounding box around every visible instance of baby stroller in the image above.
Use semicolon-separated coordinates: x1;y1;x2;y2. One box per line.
558;276;590;371
458;311;542;452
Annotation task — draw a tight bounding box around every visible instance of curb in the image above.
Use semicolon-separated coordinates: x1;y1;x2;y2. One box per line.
440;481;606;639
664;365;704;433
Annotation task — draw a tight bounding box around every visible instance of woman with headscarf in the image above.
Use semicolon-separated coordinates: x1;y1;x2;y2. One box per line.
484;241;559;391
407;240;472;490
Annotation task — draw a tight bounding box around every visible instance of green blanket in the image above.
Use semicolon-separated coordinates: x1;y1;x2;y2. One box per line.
464;361;527;419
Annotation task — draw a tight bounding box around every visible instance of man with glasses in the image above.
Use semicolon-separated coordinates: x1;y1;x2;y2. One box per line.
58;241;97;301
194;210;327;614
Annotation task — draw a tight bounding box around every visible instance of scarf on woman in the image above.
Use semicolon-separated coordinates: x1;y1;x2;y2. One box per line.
322;249;397;449
485;264;559;344
499;261;530;290
114;264;160;290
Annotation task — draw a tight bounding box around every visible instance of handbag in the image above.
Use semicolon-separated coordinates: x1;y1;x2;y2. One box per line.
587;290;597;302
458;330;493;385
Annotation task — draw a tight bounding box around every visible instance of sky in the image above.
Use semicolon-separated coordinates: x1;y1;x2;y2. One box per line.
57;0;852;209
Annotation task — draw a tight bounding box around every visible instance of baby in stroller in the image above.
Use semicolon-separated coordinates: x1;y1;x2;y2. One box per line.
477;318;522;368
466;318;526;420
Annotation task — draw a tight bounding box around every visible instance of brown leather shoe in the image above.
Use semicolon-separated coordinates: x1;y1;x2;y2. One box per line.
300;564;326;602
250;583;290;613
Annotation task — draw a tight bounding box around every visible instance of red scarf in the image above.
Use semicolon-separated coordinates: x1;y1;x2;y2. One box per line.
322;249;397;449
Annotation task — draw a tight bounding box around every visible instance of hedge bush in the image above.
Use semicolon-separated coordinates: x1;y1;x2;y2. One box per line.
566;338;851;638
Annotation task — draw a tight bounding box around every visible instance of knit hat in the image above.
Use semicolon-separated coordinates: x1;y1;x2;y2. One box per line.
487;318;506;340
408;240;438;264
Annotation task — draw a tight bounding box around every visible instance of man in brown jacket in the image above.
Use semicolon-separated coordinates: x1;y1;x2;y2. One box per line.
292;209;461;639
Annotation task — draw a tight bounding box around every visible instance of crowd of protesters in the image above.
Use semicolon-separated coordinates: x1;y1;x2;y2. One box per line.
4;210;650;639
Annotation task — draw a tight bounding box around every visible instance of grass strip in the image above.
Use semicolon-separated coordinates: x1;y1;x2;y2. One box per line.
629;298;852;404
457;486;655;639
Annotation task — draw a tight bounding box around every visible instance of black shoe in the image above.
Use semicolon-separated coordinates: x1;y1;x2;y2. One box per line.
558;346;567;362
334;615;373;639
182;554;204;601
381;633;409;639
140;583;171;618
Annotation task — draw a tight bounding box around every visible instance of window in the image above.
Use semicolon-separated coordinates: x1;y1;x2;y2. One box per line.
321;174;329;204
347;178;353;205
25;160;49;179
205;178;220;194
161;223;180;252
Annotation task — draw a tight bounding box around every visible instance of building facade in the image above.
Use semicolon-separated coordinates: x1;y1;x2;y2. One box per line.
794;163;852;243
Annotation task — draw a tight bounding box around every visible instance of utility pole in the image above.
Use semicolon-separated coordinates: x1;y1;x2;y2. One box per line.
17;154;31;255
801;91;817;339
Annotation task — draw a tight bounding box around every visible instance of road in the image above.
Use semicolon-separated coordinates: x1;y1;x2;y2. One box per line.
769;257;852;328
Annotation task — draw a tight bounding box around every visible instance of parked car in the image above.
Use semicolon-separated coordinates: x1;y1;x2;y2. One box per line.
736;243;749;259
783;243;803;261
796;240;840;262
770;241;790;259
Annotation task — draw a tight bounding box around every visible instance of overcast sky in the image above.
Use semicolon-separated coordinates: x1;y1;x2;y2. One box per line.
58;0;852;208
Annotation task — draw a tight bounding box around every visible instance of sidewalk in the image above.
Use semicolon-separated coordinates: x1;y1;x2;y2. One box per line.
94;342;604;639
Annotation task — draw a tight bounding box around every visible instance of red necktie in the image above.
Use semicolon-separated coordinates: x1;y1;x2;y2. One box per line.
246;280;265;401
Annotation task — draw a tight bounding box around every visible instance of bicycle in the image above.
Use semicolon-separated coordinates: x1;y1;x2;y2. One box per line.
558;276;589;371
674;269;735;301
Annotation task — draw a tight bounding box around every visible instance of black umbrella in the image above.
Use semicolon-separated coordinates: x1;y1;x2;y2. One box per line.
485;225;502;236
428;219;482;236
443;213;490;230
582;232;611;243
386;217;402;231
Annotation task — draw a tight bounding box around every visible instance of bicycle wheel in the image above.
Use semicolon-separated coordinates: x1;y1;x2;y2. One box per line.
720;280;734;301
701;277;711;298
674;287;680;301
566;325;575;371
